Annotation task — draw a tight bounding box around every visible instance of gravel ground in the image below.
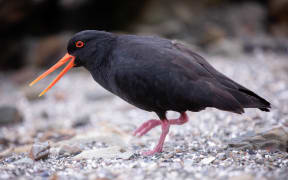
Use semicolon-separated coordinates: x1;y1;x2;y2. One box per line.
0;52;287;180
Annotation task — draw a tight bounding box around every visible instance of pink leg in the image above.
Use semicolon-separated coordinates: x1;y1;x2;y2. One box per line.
142;119;170;155
169;112;188;125
133;112;188;137
135;112;189;155
133;119;161;137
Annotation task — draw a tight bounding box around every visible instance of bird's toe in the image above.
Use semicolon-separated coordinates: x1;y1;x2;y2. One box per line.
133;119;161;137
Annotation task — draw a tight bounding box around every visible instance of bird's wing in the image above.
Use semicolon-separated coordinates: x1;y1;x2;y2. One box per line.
171;41;239;89
171;40;270;110
109;37;245;113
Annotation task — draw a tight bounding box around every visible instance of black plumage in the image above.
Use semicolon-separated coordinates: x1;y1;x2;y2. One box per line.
69;30;270;116
32;30;271;155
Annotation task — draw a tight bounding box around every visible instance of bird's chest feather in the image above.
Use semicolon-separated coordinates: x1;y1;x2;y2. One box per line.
88;65;115;94
110;65;186;112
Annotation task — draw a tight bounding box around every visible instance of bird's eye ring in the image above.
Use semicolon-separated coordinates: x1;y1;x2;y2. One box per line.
75;41;84;48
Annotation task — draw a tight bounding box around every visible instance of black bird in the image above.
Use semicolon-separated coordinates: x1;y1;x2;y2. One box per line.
30;30;271;155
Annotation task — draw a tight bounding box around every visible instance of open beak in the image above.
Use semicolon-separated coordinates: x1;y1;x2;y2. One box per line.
29;53;75;97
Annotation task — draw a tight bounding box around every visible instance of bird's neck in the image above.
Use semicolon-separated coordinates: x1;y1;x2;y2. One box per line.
84;36;116;91
84;35;116;71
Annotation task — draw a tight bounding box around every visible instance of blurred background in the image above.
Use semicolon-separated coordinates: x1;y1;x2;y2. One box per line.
1;0;287;71
0;1;288;178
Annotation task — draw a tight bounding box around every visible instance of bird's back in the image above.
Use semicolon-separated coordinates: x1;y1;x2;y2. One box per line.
101;34;270;114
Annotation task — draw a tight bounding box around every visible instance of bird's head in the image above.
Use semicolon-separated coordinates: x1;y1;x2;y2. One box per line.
29;30;115;96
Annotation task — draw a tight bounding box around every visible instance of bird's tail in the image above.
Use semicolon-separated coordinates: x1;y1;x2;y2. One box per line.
226;88;271;112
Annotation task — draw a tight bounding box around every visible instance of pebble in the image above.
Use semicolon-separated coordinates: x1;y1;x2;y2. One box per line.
217;152;227;160
200;156;216;165
228;126;288;152
29;142;50;161
58;145;82;157
72;115;90;128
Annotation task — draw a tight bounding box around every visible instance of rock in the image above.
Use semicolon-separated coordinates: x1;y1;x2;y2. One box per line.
217;152;227;160
73;146;133;160
22;84;46;101
200;156;216;165
72;115;90;128
41;111;49;119
0;106;23;126
228;126;288;152
58;145;82;157
29;141;50;161
229;174;255;180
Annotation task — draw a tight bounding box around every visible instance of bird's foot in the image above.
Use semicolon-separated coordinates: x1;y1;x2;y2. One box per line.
133;119;161;137
142;148;162;156
141;119;170;156
136;112;189;156
133;112;188;137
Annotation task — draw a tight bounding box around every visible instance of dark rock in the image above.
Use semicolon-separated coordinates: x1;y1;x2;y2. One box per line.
41;111;49;119
72;115;90;128
0;106;23;126
247;149;256;155
228;126;288;152
29;141;50;161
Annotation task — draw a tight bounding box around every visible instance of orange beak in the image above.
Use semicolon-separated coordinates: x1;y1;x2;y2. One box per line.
29;53;75;97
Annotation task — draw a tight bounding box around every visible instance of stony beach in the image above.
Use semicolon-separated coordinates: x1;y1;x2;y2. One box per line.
0;52;287;180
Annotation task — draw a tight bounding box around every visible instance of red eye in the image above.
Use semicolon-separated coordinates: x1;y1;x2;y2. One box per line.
75;41;84;48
